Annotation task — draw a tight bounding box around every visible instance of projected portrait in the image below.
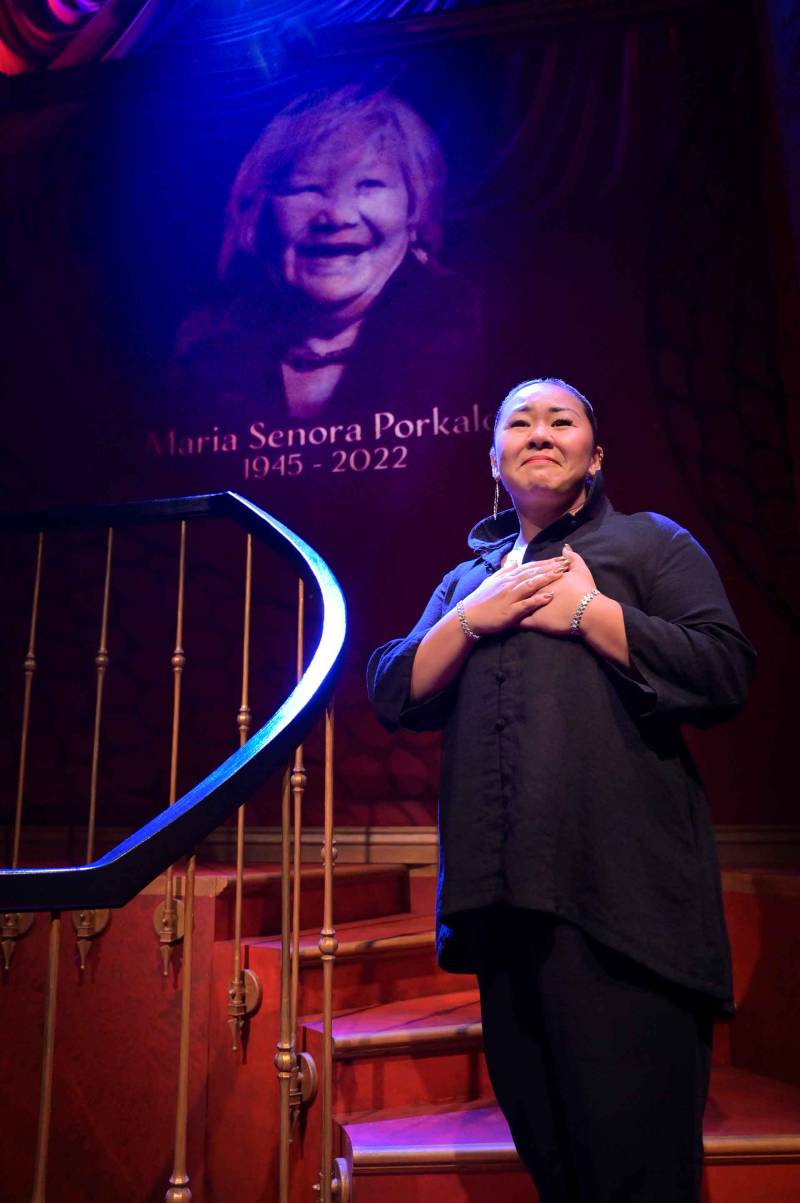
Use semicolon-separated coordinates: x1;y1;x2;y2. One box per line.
172;85;485;425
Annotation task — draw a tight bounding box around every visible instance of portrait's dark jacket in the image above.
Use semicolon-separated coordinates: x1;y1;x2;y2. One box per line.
367;476;756;1013
170;253;484;424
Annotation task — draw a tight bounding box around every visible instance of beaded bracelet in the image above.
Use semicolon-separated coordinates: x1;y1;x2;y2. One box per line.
570;588;600;635
456;599;481;642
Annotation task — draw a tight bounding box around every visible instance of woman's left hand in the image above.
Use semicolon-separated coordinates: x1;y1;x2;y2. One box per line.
518;544;597;635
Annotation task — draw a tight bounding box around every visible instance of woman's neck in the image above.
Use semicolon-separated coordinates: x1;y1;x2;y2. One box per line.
302;319;363;353
515;486;588;543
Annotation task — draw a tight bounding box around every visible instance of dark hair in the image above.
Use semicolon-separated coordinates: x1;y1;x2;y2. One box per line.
493;377;599;445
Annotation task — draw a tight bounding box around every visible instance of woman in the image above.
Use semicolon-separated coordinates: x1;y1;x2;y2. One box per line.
173;84;483;423
367;377;755;1203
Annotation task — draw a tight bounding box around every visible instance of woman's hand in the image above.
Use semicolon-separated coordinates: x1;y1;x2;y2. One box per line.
461;555;569;636
410;545;625;704
517;545;631;666
518;545;596;635
409;556;567;702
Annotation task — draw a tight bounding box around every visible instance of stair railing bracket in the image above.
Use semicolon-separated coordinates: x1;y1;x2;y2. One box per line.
1;910;35;971
315;1158;351;1203
291;1050;318;1117
153;897;185;944
333;1157;351;1203
227;967;263;1051
71;907;110;972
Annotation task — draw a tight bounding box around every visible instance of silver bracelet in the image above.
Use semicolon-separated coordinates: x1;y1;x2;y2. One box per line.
456;599;481;642
570;588;600;635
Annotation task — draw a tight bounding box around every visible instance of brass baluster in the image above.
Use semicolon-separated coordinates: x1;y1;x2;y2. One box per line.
29;911;61;1203
2;531;44;971
289;579;315;1126
275;769;294;1203
165;854;196;1203
318;703;338;1203
73;528;113;970
227;533;261;1050
276;579;318;1203
153;522;188;973
290;579;306;1043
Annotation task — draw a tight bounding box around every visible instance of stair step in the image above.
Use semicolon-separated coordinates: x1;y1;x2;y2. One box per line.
721;868;800;896
705;1066;800;1161
304;988;482;1057
723;873;800;1087
299;990;490;1116
305;987;725;1063
343;1065;800;1166
250;911;435;961
345;1100;517;1169
246;911;456;1014
338;1067;800;1203
205;863;410;941
341;1102;536;1203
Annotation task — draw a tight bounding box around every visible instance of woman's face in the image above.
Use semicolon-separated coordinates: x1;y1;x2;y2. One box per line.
268;126;412;317
492;382;602;512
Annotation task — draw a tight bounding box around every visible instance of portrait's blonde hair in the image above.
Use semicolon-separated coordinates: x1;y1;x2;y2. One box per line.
218;85;446;280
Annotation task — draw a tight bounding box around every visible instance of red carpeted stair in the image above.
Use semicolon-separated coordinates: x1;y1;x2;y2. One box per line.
306;869;800;1202
12;861;798;1202
204;865;800;1202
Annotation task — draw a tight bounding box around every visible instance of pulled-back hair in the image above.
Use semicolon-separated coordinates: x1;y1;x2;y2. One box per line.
493;377;599;445
218;85;445;280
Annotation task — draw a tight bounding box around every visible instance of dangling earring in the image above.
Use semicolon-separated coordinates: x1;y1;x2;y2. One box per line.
493;476;500;521
409;228;427;265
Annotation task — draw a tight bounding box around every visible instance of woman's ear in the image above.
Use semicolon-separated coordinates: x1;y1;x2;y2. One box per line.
590;444;604;475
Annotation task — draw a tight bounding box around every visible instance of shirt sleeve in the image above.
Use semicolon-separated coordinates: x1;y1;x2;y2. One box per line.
367;568;460;732
610;523;756;726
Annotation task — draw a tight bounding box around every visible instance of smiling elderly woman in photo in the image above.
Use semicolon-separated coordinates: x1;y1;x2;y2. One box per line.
368;377;755;1203
173;85;483;422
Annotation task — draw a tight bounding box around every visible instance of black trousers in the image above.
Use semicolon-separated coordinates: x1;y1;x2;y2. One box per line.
475;908;713;1203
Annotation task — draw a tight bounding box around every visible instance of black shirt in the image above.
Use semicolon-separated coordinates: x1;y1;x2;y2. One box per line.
367;477;755;1012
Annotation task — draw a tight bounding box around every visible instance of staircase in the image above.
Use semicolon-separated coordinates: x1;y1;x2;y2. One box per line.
209;863;800;1203
4;495;798;1200
5;859;800;1201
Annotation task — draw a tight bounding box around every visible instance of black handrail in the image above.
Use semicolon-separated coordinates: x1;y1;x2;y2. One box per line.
0;492;347;912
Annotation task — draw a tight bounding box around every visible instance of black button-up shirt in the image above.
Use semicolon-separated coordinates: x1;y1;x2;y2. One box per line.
368;478;755;1012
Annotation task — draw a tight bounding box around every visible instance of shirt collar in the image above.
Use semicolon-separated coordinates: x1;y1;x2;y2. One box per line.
467;471;609;571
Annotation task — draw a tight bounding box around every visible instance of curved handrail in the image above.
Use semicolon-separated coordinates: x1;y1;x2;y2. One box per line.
0;491;347;912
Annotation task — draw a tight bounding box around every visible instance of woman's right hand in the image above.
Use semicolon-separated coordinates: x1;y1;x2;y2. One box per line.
459;557;567;636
